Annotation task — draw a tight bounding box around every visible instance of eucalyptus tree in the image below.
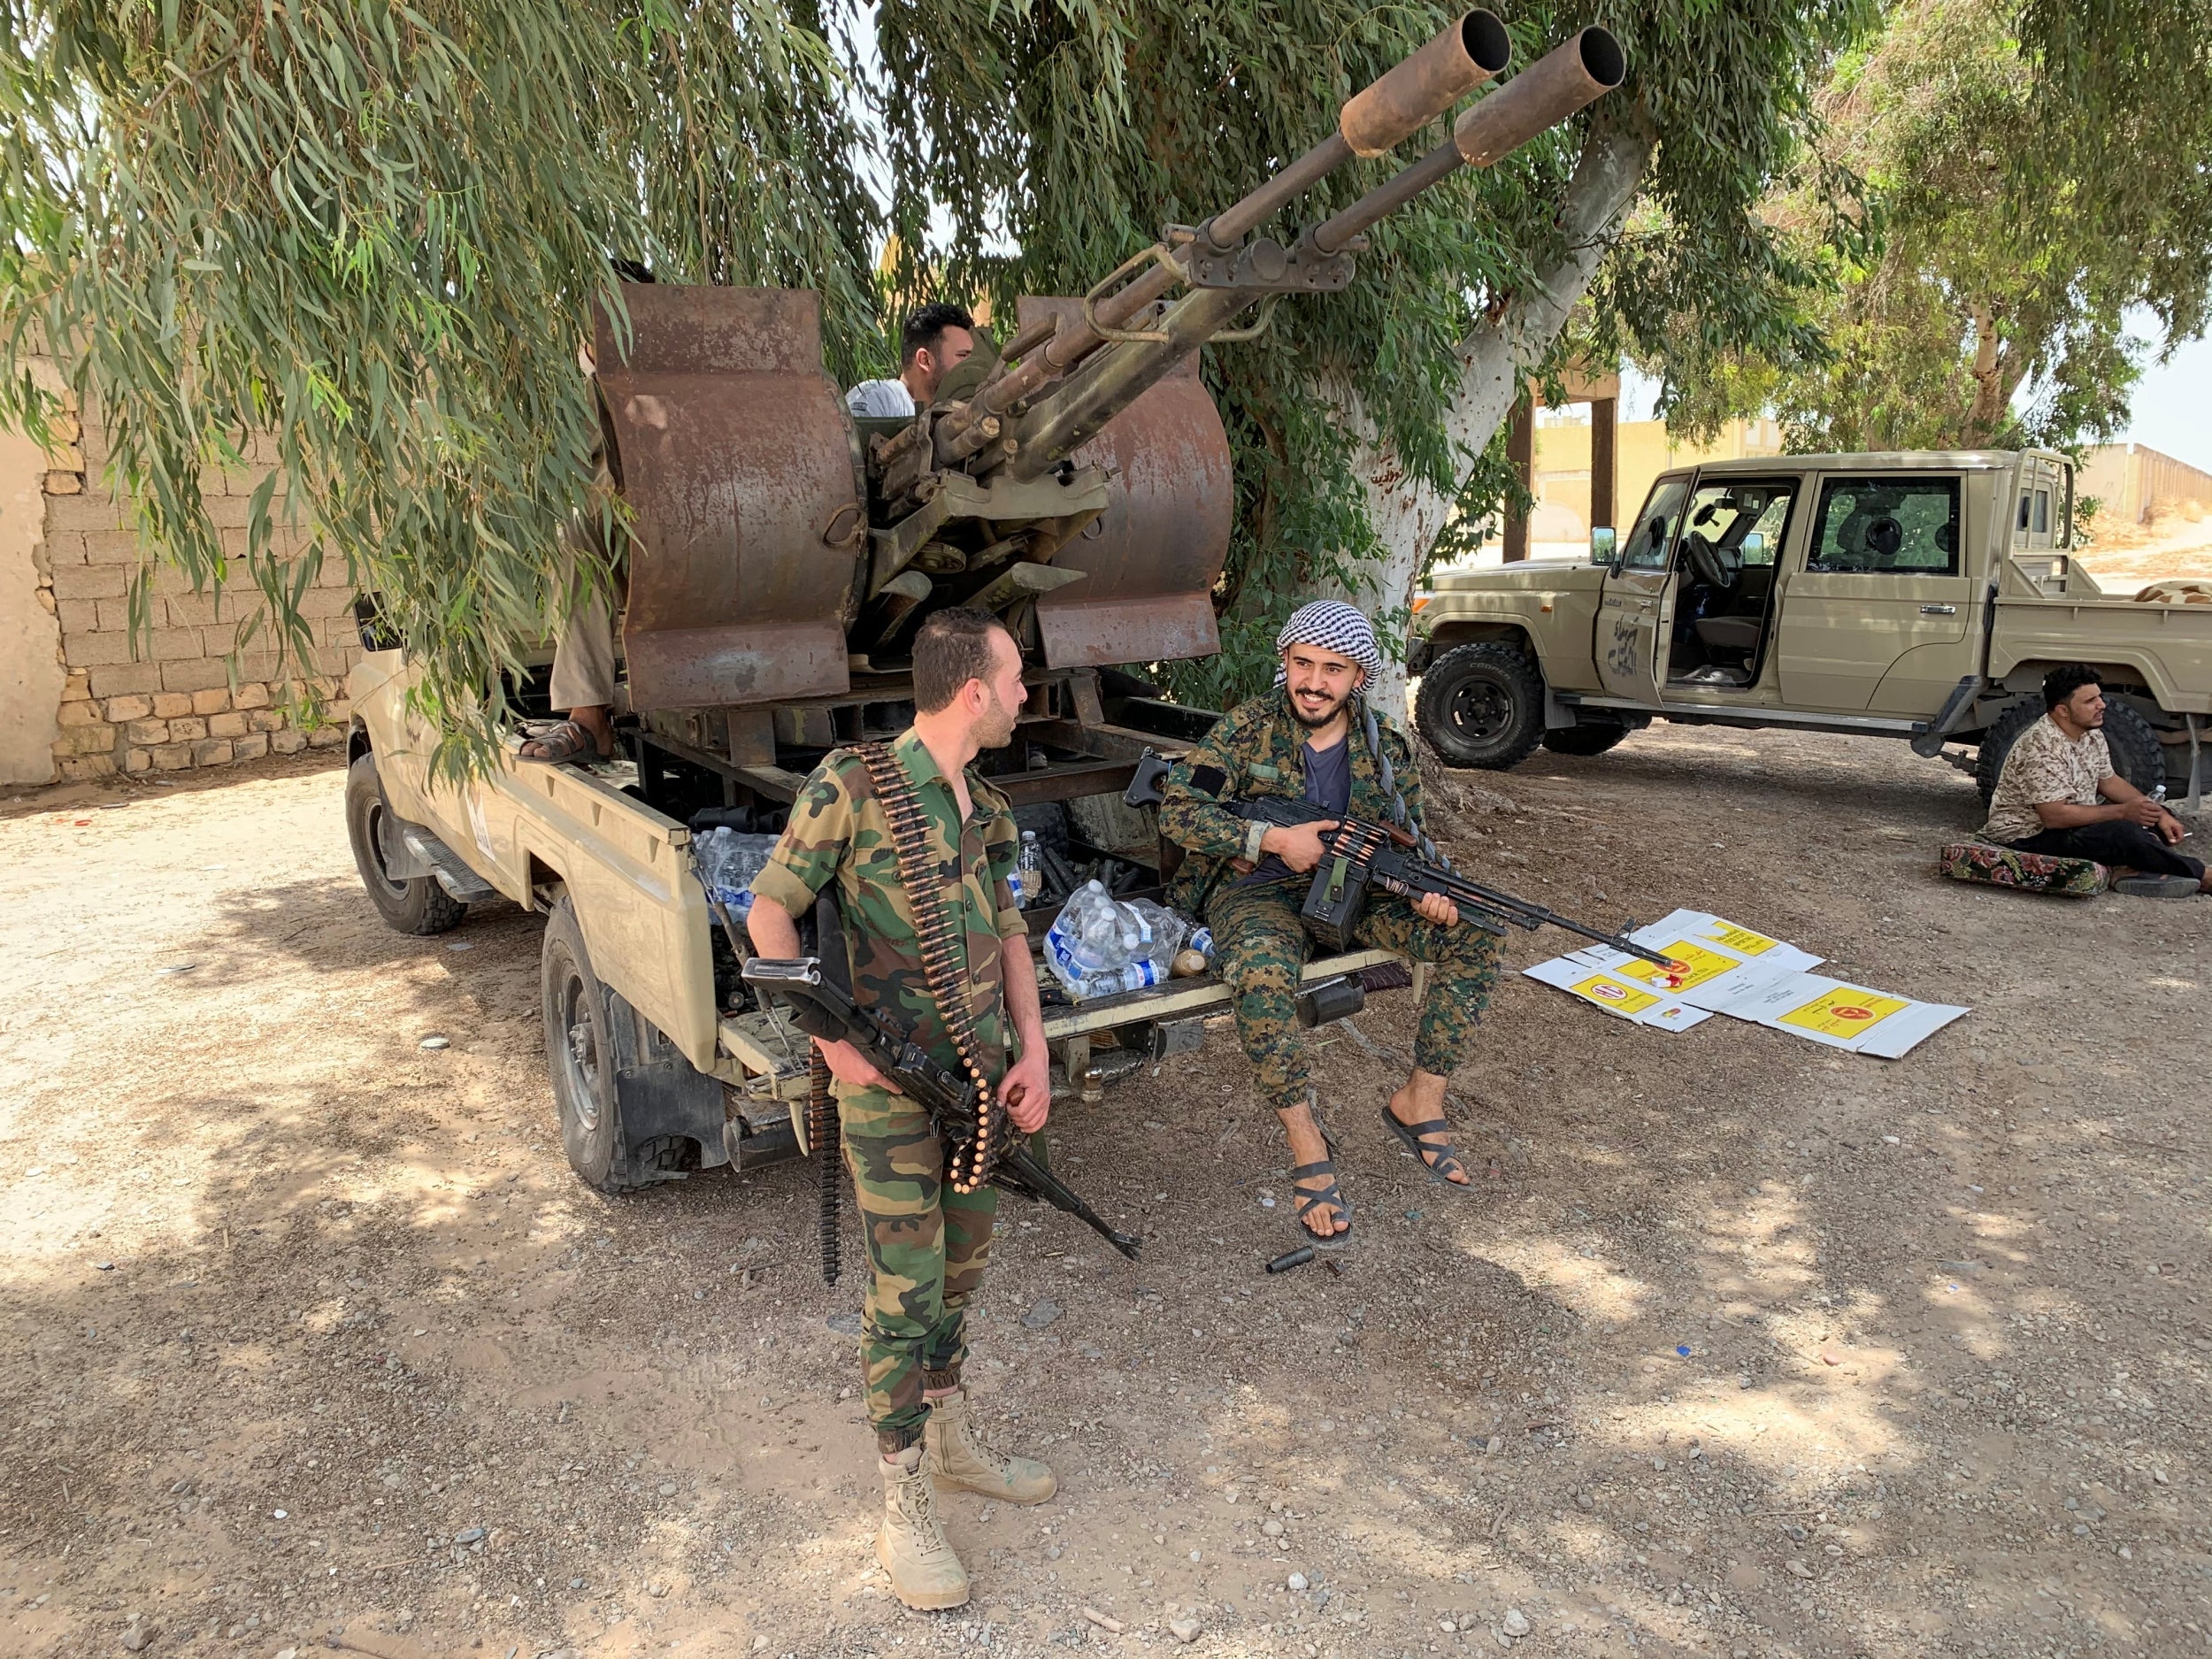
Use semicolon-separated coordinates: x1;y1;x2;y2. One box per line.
1663;0;2212;457
0;0;877;764
872;0;1873;710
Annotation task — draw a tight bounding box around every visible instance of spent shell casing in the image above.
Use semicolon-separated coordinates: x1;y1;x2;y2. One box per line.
1265;1246;1317;1275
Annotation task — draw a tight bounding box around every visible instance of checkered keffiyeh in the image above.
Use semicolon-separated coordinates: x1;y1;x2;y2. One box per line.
1275;600;1380;682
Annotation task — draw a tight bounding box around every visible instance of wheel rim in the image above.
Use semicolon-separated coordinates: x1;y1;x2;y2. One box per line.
1448;675;1514;746
556;968;603;1132
363;799;410;898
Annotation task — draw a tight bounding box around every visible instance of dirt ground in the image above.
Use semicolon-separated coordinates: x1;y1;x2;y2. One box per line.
2075;512;2212;590
3;726;2208;1659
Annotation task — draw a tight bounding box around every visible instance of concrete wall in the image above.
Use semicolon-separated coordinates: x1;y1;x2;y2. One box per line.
18;371;358;786
1530;413;1786;545
0;419;65;785
2078;442;2212;527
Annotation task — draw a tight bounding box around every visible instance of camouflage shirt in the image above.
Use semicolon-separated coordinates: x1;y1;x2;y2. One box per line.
749;729;1025;1101
1158;691;1428;918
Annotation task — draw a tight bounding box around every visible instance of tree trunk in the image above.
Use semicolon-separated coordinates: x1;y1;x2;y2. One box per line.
1340;120;1655;722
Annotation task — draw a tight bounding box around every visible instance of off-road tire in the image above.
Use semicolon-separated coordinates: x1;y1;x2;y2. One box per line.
1974;694;2165;807
1541;718;1632;758
1416;640;1548;771
345;754;468;935
541;895;645;1194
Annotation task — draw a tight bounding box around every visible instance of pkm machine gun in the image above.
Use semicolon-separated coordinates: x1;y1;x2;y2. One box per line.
1125;751;1680;965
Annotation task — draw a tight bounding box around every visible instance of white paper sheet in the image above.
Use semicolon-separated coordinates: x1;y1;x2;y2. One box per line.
1523;910;1967;1057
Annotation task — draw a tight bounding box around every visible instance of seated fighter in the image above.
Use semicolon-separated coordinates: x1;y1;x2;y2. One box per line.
1156;602;1502;1244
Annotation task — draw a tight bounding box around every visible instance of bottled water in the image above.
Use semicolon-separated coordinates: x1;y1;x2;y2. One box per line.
692;828;780;920
1018;830;1041;904
1044;882;1200;1000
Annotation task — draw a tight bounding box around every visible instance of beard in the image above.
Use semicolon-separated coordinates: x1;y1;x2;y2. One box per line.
975;688;1020;748
1288;683;1353;729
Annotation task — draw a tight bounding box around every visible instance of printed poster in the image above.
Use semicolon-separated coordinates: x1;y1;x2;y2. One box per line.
1523;909;1967;1058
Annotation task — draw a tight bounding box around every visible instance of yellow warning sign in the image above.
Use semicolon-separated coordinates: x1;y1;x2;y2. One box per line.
1570;973;1661;1015
1777;987;1909;1040
1700;921;1780;956
1616;941;1740;993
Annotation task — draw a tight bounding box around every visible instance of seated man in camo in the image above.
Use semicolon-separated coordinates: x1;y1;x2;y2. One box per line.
1983;664;2206;897
1156;601;1502;1247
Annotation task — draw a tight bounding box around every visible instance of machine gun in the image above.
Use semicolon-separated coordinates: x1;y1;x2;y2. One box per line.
1125;752;1680;967
740;957;1142;1263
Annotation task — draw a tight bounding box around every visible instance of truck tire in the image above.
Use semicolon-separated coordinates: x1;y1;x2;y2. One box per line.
1541;717;1632;758
541;895;648;1194
1416;640;1547;770
1974;695;2165;807
345;753;468;935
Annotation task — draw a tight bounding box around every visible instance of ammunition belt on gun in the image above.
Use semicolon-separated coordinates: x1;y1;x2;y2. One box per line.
854;743;1005;1195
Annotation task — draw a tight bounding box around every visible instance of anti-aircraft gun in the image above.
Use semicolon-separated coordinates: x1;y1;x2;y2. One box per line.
590;14;1624;847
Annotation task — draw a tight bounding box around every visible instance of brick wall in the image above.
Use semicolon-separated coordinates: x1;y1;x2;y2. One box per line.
34;385;359;783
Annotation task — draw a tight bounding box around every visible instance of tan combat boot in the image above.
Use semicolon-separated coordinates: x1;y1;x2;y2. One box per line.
877;1444;970;1610
925;1386;1057;1504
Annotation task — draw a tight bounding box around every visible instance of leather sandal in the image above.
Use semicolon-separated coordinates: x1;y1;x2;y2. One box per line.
517;718;602;764
1288;1156;1353;1247
1380;1105;1473;1191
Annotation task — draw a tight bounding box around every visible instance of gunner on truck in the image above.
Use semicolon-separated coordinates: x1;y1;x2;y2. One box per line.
1156;601;1504;1246
846;303;978;419
1983;664;2207;895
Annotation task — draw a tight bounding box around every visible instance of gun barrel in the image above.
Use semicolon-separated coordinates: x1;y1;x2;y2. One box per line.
968;12;1509;436
1308;27;1624;256
999;25;1623;478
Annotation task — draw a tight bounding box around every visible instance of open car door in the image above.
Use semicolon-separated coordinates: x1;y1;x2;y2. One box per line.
1594;473;1689;703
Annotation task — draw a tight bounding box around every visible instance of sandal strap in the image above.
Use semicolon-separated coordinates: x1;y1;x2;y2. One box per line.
1391;1115;1455;1137
1293;1179;1347;1218
1288;1158;1340;1180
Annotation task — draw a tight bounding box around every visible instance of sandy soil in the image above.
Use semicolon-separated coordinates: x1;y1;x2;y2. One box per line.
2;730;2208;1659
2074;512;2212;591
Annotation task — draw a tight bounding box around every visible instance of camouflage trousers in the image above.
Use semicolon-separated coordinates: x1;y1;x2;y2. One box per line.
839;1086;999;1453
1205;879;1502;1111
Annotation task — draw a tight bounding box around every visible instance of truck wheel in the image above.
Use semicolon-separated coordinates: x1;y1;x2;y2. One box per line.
345;754;467;935
541;895;644;1194
1416;641;1547;770
1974;695;2164;806
1541;718;1632;758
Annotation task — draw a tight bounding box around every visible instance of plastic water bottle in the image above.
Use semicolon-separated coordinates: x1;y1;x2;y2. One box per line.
1044;883;1202;999
692;827;780;920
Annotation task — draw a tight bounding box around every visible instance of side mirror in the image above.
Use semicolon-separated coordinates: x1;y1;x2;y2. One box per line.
1739;531;1765;561
1590;526;1617;571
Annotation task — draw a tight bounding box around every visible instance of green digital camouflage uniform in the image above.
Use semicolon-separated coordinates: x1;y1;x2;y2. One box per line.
1158;691;1501;1110
749;729;1025;1453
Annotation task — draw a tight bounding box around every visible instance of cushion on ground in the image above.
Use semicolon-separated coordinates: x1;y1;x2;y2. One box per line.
1939;840;2107;896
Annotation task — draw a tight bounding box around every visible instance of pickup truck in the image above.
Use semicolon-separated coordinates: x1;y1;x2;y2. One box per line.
342;649;1403;1195
1409;449;2211;810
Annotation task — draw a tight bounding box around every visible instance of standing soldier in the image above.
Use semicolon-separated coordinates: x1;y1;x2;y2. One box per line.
1157;601;1502;1245
745;608;1056;1610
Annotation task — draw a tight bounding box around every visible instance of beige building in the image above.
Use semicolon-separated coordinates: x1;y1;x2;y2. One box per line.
2076;442;2212;527
0;369;357;788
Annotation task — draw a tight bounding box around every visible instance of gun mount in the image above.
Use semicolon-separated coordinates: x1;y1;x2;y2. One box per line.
588;17;1622;833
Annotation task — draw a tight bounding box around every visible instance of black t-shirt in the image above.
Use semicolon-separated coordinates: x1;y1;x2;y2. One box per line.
1240;735;1352;886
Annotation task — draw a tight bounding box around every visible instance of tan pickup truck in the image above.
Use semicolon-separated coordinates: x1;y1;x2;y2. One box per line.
1409;449;2211;809
342;647;1402;1196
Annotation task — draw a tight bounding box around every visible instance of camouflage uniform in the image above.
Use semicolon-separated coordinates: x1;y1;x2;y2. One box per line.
750;729;1025;1453
1159;692;1500;1110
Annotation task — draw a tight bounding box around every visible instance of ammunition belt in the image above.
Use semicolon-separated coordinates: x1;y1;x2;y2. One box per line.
854;743;1005;1195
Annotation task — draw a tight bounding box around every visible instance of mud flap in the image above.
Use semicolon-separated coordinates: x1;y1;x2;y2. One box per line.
604;987;729;1185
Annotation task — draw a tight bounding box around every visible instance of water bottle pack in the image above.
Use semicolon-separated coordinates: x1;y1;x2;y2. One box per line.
1043;881;1208;1000
692;827;781;919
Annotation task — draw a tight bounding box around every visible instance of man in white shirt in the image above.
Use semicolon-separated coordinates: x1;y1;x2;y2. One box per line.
846;303;977;419
1983;664;2205;895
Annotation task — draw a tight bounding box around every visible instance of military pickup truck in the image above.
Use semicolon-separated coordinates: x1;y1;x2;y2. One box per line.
336;11;1627;1196
1409;449;2211;810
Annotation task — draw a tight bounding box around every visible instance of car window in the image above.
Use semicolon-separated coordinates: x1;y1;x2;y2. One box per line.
1681;480;1794;571
1620;477;1688;571
1807;477;1962;575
